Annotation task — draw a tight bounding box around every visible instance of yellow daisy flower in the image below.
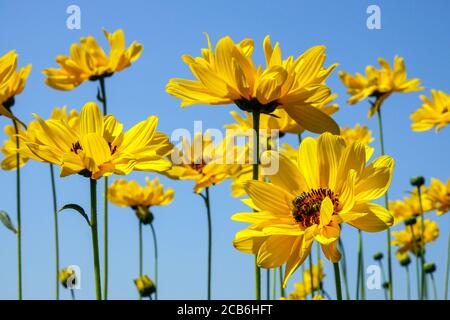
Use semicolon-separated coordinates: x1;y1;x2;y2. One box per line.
21;102;172;179
43;29;143;90
232;132;394;286
339;56;423;117
389;188;433;225
392;218;439;256
282;282;308;300
0;50;31;120
167;34;339;134
340;124;374;147
410;90;450;133
426;177;450;216
302;260;325;293
163;131;240;193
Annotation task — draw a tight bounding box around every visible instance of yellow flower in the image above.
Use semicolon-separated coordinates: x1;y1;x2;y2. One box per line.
59;267;76;289
163;132;239;193
392;218;439;256
232;133;394;286
225;94;339;136
426;178;450;216
395;251;411;267
389;188;433;225
339;56;423;117
340;124;374;147
410;90;450;133
1;107;79;170
0;50;32;120
134;275;156;298
302;260;325;293
283;282;308;300
312;294;326;300
43;29;143;90
21;102;172;179
167;34;339;134
109;177;174;208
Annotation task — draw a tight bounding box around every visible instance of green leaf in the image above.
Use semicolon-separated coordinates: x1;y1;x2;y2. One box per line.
0;210;17;234
59;204;91;226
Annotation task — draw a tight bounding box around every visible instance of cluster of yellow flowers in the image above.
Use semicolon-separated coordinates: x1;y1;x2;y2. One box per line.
0;28;449;301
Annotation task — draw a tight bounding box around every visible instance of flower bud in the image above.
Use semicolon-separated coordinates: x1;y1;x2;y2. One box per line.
134;275;156;298
410;176;425;188
134;205;154;225
59;267;76;289
423;262;436;274
373;252;383;261
382;282;390;290
399;255;411;267
404;216;417;226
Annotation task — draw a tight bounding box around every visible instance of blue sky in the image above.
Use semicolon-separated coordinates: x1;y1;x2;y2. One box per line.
0;0;449;300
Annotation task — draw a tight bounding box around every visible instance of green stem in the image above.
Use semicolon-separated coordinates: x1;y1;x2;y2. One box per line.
279;266;285;298
333;263;342;300
271;268;276;300
444;216;450;299
204;187;212;300
430;274;437;300
308;254;314;298
49;164;59;300
89;178;102;300
98;77;109;300
13;120;22;300
376;107;393;300
406;266;411;300
70;289;76;301
316;242;321;294
378;260;388;300
297;133;302;144
417;186;427;300
338;238;350;300
149;223;159;300
138;221;143;300
410;225;421;299
266;269;270;300
252;109;261;301
359;231;365;299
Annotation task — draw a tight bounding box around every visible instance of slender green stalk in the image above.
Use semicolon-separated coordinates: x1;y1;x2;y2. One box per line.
378;260;387;300
316;242;321;294
204;187;212;300
333;263;342;300
376;106;393;300
430;274;437;300
49;164;60;300
444;216;450;299
98;77;109;300
356;245;361;300
338;238;350;300
266;269;270;300
308;254;314;298
89;179;102;300
410;225;421;299
279;266;285;298
70;289;76;300
252;109;261;300
358;231;365;300
149;223;159;300
297;133;302;144
13;120;22;300
138;221;143;300
406;266;411;300
416;186;427;300
271;268;276;300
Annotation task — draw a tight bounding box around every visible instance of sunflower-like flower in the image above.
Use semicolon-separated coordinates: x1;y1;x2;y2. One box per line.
167;34;339;134
392;218;439;256
21;102;172;179
163;132;241;193
339;56;423;117
232;133;394;286
43;29;143;90
282;261;325;300
340;124;374;147
410;90;450;133
389;189;433;225
0;50;32;120
225;94;339;136
108;177;174;224
1;106;79;170
426;178;450;216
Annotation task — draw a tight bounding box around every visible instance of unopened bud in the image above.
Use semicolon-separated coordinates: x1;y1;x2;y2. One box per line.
424;262;436;274
134;275;156;298
373;252;383;261
410;176;425;188
134;205;154;225
404;216;417;226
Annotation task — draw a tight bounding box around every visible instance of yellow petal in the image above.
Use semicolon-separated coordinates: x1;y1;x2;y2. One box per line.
257;235;296;268
284;104;339;135
79;102;103;136
244;180;293;216
347;203;393;232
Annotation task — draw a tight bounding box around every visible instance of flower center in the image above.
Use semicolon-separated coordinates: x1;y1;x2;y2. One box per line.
292;188;339;228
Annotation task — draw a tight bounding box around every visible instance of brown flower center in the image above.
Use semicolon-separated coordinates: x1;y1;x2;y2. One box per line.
292;188;339;228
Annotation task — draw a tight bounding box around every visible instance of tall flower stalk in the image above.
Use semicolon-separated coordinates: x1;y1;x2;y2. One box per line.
149;223;159;300
49;164;60;299
89;178;102;300
199;188;213;300
13;119;22;300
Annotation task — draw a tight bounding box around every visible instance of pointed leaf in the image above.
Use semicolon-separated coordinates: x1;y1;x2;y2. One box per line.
0;210;17;234
59;204;91;226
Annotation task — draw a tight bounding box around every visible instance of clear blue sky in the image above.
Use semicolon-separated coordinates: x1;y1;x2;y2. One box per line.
0;0;449;300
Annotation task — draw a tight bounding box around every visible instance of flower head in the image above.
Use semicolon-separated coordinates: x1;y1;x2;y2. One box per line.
232;133;394;286
134;275;156;298
163;131;241;193
339;56;423;117
167;34;339;134
0;50;31;120
410;90;450;133
43;29;143;90
426;177;450;216
340;124;374;147
22;102;172;179
59;267;76;289
389;188;433;225
392;218;439;256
